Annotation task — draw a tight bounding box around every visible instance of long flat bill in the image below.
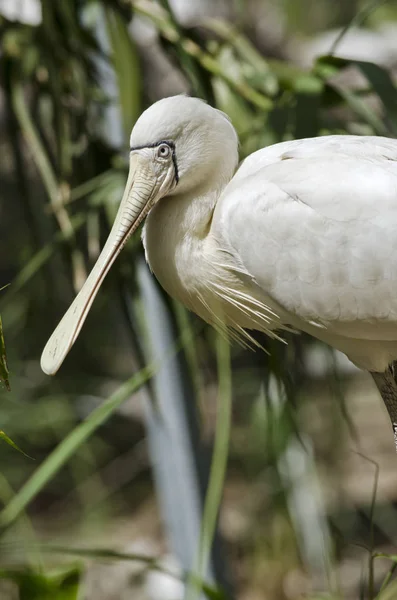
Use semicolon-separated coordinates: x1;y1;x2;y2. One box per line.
41;154;155;375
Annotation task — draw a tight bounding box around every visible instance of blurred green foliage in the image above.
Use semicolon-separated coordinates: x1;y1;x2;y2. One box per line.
1;0;397;598
0;315;10;391
0;566;81;600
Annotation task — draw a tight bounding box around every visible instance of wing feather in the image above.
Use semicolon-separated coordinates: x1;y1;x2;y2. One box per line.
213;135;397;340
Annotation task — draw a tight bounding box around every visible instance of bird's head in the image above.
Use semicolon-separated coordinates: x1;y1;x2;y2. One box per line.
41;95;238;375
129;95;238;196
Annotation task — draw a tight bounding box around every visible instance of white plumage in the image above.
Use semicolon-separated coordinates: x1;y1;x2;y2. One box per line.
41;95;397;439
213;135;397;371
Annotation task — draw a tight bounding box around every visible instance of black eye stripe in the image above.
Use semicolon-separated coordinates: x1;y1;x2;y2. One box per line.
172;149;179;184
129;140;179;184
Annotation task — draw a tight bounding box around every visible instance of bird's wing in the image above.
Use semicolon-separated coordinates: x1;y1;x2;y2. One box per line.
214;135;397;340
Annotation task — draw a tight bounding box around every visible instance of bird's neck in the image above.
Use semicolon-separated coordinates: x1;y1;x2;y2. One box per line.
146;178;227;243
143;180;228;304
178;188;219;238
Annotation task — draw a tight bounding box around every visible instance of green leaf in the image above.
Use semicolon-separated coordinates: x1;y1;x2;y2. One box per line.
315;55;397;135
133;0;273;110
0;431;33;459
374;552;397;563
294;75;323;139
355;61;397;134
212;48;255;135
315;56;397;133
378;561;397;596
42;545;160;567
202;583;229;600
0;214;86;307
0;316;10;391
186;332;232;600
376;577;397;600
267;103;293;143
328;0;390;57
0;567;81;600
42;545;229;599
328;82;388;136
203;19;278;97
0;365;154;529
105;6;142;141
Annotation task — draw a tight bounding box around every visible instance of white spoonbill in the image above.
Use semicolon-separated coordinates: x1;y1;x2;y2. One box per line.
41;95;397;445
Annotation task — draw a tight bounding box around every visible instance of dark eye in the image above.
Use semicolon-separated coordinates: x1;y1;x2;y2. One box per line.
157;143;171;159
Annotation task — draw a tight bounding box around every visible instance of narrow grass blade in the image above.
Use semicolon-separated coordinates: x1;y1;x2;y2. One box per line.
105;5;142;139
376;578;397;600
132;0;273;110
0;431;33;459
0;316;10;391
316;55;397;135
171;301;203;412
41;545;228;598
355;61;397;133
329;0;390;56
202;19;278;97
0;473;43;570
378;562;397;596
1;215;86;306
294;75;323;139
11;76;58;203
0;365;154;529
11;73;86;292
159;0;208;97
186;332;232;600
329;83;387;136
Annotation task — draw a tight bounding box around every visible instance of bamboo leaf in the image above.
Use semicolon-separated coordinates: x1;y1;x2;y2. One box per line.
0;365;154;529
0;567;81;600
294;75;323;139
202;19;278;97
186;332;232;600
105;5;142;140
42;545;160;568
329;0;390;57
159;0;209;97
202;584;229;600
1;215;86;306
132;0;273;110
0;431;33;459
316;55;396;135
0;316;10;391
329;82;388;136
42;546;228;599
378;562;397;596
376;577;397;600
356;60;397;133
11;72;86;291
11;74;59;204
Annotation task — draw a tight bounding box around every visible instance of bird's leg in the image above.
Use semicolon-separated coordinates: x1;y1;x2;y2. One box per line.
371;365;397;452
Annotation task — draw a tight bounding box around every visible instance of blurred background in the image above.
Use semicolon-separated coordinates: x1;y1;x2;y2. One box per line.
1;0;397;599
